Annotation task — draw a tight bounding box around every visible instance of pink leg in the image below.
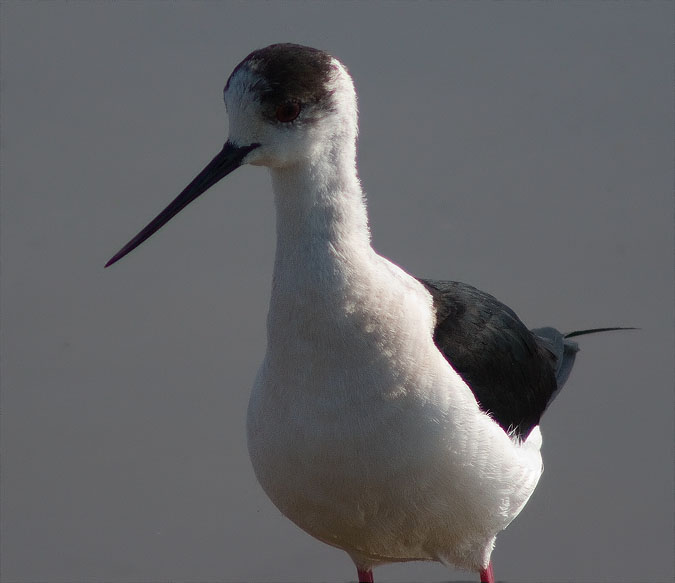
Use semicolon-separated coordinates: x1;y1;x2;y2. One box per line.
357;568;374;583
479;561;495;583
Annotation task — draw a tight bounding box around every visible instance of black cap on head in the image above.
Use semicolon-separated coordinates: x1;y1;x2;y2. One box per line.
225;43;336;108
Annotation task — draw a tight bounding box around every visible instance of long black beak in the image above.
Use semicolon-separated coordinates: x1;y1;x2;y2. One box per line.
105;141;260;267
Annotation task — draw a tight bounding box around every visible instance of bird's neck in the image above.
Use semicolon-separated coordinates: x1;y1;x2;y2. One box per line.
269;150;372;283
266;149;378;339
263;147;439;402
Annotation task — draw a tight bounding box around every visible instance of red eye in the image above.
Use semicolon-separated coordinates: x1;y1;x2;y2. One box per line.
276;101;301;123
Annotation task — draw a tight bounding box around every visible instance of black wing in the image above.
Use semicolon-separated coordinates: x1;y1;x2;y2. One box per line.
419;279;564;440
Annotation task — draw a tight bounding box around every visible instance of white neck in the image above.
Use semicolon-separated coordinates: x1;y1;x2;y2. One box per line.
265;141;378;348
269;144;371;285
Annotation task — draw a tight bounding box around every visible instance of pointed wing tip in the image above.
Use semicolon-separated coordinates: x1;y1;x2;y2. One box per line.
564;326;639;338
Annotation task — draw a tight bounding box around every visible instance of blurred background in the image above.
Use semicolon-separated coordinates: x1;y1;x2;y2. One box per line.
1;2;673;582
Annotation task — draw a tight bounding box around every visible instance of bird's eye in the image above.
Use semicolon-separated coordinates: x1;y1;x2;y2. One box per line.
275;101;301;123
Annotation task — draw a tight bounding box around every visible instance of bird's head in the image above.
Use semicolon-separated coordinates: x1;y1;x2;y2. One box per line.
224;43;357;169
106;43;357;267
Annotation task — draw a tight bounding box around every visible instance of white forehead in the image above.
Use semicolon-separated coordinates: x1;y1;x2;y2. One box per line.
223;66;263;109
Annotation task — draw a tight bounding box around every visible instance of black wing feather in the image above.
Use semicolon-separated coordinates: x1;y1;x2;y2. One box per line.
419;279;560;440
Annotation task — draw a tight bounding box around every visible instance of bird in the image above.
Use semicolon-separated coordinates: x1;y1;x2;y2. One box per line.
106;43;631;583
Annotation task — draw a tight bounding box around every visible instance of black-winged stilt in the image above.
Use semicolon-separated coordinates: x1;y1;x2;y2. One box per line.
106;44;630;583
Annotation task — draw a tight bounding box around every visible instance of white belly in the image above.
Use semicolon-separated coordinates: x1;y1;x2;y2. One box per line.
245;271;543;570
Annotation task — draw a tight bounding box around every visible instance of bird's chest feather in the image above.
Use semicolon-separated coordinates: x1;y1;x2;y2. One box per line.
247;264;465;527
250;267;440;453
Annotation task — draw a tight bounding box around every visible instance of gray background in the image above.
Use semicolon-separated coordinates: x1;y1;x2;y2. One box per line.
1;2;673;582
